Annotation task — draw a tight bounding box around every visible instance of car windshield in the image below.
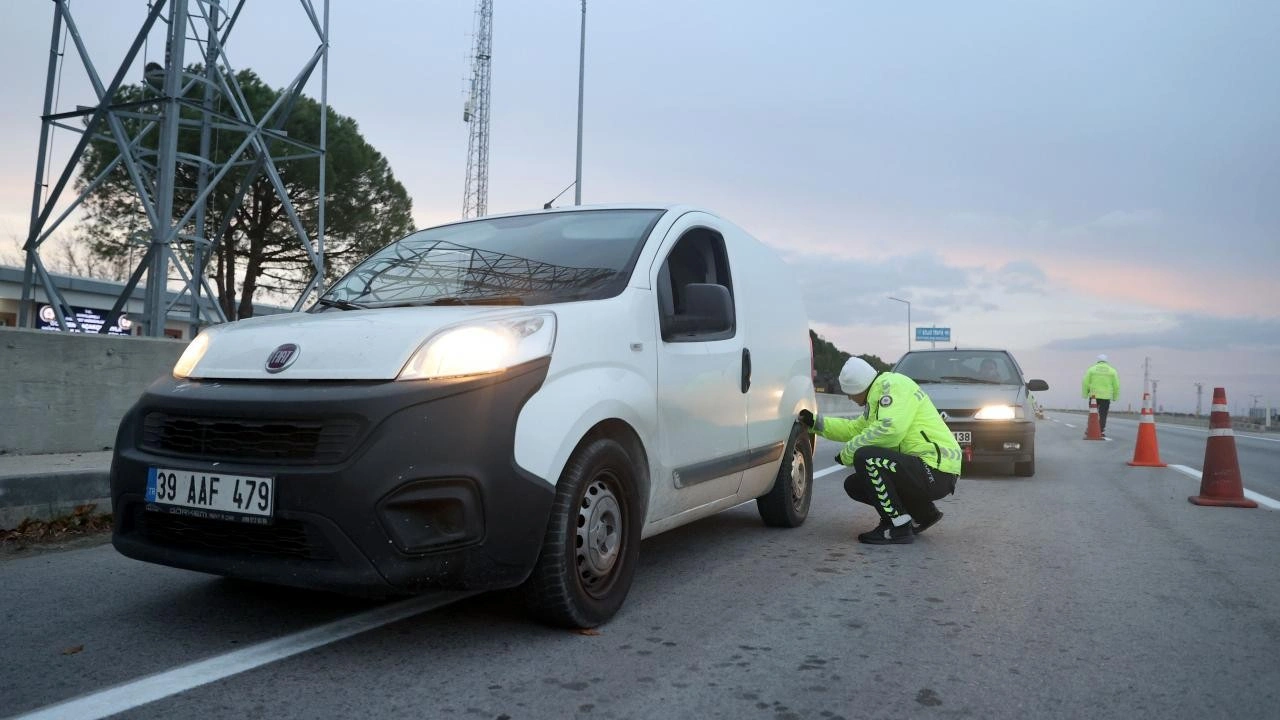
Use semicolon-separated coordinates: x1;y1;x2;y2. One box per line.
896;350;1021;385
316;209;664;308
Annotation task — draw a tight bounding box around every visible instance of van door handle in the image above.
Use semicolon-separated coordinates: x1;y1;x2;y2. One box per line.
741;348;752;393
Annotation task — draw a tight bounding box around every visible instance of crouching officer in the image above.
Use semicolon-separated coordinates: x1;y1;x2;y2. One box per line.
801;357;962;544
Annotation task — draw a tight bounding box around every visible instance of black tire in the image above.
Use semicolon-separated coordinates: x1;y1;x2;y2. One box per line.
756;423;813;527
522;437;642;628
1014;456;1035;477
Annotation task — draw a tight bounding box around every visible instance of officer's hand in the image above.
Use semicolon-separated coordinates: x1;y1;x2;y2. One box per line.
834;453;844;466
799;409;815;429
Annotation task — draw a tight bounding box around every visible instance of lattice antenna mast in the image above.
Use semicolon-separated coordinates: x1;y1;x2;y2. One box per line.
20;0;331;337
462;0;493;218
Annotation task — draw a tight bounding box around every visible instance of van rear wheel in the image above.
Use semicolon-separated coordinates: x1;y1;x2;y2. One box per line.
757;423;813;527
522;437;642;628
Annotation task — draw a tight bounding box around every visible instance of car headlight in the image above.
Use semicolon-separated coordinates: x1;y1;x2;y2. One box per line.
398;312;556;381
974;405;1017;420
172;331;213;379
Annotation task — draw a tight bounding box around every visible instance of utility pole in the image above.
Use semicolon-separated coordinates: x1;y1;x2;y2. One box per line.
1194;382;1203;417
1142;356;1151;398
574;0;586;205
463;0;494;218
1151;379;1159;415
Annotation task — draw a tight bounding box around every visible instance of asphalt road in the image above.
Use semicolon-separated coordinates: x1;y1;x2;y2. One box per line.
1049;412;1280;502
3;418;1278;720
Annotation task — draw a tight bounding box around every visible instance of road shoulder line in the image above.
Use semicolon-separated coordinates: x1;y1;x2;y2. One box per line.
7;591;476;720
1168;464;1280;511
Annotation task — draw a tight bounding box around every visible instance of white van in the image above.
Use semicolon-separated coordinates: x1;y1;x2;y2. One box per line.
110;205;817;627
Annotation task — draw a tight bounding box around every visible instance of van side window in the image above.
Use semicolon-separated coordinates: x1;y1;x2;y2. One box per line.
657;228;735;342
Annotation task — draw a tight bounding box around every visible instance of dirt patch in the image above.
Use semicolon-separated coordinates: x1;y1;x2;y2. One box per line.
0;504;113;558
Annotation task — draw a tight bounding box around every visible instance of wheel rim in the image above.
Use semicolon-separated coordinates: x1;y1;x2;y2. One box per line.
790;446;808;512
576;474;624;597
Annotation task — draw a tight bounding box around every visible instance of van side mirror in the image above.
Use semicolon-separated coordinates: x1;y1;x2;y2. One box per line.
1027;379;1049;392
666;283;734;336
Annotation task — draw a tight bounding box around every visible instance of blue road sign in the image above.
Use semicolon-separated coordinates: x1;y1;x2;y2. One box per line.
916;327;950;342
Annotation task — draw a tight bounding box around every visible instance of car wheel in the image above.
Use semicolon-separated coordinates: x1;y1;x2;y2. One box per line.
522;437;642;628
756;423;813;527
1014;456;1035;477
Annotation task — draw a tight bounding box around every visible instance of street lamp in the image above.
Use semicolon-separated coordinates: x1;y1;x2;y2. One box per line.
888;296;911;352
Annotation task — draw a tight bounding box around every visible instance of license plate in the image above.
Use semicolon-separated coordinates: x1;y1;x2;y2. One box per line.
953;431;972;445
146;467;274;524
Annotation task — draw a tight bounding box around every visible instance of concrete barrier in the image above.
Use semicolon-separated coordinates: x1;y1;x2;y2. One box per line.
0;327;186;455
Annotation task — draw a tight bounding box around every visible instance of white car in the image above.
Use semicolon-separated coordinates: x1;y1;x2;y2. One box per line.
110;205;817;627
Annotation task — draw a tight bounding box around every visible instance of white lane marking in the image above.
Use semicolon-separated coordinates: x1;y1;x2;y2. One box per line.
10;591;476;720
1104;418;1280;444
1064;423;1077;428
1169;464;1280;511
814;465;844;479
1103;436;1113;442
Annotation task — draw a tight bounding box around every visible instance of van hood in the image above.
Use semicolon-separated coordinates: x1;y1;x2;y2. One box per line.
921;382;1025;412
186;306;529;381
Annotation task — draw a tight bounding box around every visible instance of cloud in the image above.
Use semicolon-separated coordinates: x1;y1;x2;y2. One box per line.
1042;314;1280;351
1088;209;1165;230
783;250;974;327
992;260;1048;295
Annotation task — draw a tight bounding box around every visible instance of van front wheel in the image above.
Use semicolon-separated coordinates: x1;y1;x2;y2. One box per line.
522;437;642;628
757;423;813;527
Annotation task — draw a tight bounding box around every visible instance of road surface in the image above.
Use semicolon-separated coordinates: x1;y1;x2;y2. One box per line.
2;418;1277;720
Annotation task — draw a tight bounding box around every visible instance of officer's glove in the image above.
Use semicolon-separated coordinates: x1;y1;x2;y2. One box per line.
799;409;815;430
833;453;845;466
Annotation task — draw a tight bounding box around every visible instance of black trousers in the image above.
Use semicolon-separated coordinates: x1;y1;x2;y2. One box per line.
843;446;957;521
1096;399;1111;431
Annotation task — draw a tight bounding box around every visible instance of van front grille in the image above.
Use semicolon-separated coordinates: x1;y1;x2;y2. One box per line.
141;412;360;464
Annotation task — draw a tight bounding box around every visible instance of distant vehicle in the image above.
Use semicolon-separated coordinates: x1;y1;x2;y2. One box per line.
109;205;817;628
892;348;1048;476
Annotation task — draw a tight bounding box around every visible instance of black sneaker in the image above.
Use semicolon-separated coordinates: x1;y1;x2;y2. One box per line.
914;510;943;535
858;518;915;545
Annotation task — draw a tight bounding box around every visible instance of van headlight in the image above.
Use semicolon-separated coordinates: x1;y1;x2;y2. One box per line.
172;331;213;379
398;312;557;381
974;405;1018;420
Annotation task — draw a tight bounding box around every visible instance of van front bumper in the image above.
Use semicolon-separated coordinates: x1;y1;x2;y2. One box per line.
110;359;554;596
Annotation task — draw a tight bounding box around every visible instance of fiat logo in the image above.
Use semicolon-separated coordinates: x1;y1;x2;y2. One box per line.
265;343;300;373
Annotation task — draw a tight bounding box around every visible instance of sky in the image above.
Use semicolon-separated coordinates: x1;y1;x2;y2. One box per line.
0;0;1277;414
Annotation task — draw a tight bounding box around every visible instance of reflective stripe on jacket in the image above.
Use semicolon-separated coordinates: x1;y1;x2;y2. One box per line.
816;372;963;474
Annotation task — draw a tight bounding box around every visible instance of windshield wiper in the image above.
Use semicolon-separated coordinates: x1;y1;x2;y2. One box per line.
912;378;941;384
939;375;1002;384
316;297;367;310
387;295;527;307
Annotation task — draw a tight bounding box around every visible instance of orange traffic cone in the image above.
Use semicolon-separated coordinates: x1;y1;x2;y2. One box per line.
1188;387;1256;508
1083;395;1103;440
1127;392;1166;467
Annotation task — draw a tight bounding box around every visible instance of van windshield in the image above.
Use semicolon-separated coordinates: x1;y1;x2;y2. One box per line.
317;209;664;308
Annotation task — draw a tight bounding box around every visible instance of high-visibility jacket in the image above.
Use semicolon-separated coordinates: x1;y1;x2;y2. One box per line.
814;372;962;474
1081;361;1120;400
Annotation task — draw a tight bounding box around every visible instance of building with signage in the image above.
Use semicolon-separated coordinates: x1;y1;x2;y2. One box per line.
0;265;289;340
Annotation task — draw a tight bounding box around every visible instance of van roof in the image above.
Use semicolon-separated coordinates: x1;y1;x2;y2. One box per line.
465;203;710;221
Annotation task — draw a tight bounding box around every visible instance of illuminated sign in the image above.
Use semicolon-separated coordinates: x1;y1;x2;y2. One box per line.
36;303;132;336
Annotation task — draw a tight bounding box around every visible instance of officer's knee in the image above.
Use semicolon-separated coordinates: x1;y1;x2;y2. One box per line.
843;473;872;503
